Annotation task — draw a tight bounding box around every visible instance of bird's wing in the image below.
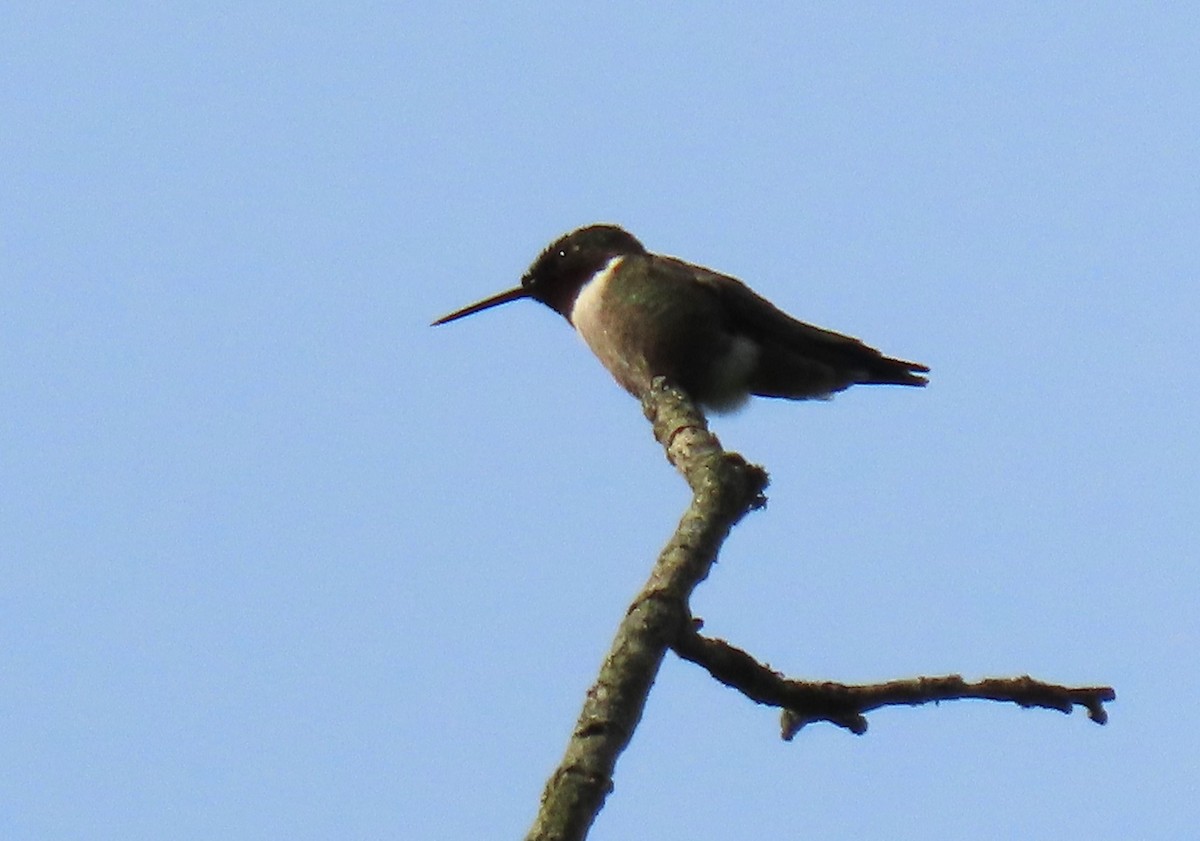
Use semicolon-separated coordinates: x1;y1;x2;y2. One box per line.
659;256;929;387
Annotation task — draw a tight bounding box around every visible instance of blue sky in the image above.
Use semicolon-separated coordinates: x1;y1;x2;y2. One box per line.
3;4;1196;839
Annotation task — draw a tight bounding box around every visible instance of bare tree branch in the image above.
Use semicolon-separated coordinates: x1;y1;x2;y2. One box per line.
672;625;1116;738
524;381;767;841
524;379;1114;841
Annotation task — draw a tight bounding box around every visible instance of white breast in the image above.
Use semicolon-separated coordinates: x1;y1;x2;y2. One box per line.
569;255;624;337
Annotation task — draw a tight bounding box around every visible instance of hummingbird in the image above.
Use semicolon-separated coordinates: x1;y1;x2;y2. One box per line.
432;224;928;413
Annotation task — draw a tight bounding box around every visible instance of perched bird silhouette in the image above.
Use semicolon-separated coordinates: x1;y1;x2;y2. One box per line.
433;224;928;412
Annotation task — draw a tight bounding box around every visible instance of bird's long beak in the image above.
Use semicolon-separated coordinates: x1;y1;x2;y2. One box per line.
431;286;530;326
